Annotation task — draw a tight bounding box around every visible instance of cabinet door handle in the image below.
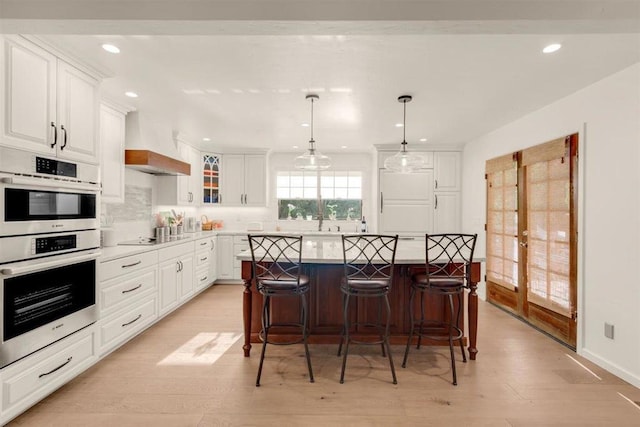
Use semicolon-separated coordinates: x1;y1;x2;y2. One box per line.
211;240;215;251
200;256;208;262
39;357;73;378
60;125;68;149
435;179;438;189
50;122;57;148
219;193;222;204
121;260;142;269
380;192;384;214
435;194;438;209
122;314;142;328
176;261;181;272
200;241;208;246
122;284;142;294
200;275;208;282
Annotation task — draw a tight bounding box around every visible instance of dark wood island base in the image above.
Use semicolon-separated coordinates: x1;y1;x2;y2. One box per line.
242;260;481;360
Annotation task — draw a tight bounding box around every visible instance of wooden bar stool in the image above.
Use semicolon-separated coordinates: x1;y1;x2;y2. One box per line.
248;234;314;386
401;233;477;385
338;234;399;384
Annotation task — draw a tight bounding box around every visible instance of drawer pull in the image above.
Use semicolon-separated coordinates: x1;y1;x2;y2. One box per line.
122;284;142;294
200;257;208;262
39;357;72;378
122;314;142;327
200;275;208;282
200;242;207;246
121;260;142;269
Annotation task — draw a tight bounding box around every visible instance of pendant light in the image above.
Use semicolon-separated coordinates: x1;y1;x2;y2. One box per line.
294;94;331;170
383;95;425;173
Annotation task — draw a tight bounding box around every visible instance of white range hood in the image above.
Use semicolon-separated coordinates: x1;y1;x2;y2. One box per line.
124;111;190;176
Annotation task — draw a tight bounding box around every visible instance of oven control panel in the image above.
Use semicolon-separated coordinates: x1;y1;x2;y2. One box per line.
35;156;77;178
33;235;77;254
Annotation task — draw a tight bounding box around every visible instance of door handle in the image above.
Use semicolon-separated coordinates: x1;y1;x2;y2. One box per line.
435;194;438;209
60;125;68;149
519;241;528;248
50;122;57;148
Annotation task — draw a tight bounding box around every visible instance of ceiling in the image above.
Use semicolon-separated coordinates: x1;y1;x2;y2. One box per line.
2;1;639;153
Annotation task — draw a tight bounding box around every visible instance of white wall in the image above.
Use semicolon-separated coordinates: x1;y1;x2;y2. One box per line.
462;63;640;387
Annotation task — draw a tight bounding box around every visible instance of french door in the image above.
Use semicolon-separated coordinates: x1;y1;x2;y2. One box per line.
486;134;578;348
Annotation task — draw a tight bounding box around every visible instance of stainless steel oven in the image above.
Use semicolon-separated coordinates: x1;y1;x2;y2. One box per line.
0;146;100;368
0;249;99;368
0;147;99;236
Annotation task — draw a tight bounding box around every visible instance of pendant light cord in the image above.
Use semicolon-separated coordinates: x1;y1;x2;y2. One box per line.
402;98;407;152
310;97;314;142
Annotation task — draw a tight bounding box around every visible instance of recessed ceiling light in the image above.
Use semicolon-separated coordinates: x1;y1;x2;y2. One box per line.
101;44;120;54
205;89;220;94
124;91;138;98
248;89;261;94
232;89;244;94
341;145;347;149
329;87;353;93
292;145;299;149
183;89;204;95
419;138;427;142
395;123;403;128
203;137;211;142
543;43;562;53
301;123;309;127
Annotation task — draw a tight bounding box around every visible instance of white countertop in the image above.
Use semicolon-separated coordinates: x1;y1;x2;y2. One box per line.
99;231;217;262
235;236;434;264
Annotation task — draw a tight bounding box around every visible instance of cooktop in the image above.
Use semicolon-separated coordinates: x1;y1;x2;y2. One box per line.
118;235;190;246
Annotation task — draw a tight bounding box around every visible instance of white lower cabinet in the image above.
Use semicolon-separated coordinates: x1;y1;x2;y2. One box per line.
194;236;217;291
233;235;249;280
216;235;234;280
158;241;195;314
98;252;159;357
0;328;97;424
99;296;157;356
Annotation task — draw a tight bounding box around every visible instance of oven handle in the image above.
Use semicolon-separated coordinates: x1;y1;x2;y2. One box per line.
0;251;100;277
1;176;99;193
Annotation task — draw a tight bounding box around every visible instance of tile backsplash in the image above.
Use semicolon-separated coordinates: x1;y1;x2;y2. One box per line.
102;184;152;224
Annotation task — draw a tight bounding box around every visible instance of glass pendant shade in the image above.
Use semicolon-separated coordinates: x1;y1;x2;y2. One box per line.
384;95;424;173
383;146;425;173
295;94;331;170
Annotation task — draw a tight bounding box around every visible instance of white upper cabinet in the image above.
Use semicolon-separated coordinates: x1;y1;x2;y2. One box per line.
156;142;201;206
222;153;266;207
379;169;434;236
433;191;461;233
1;36;99;164
99;103;127;203
434;151;461;191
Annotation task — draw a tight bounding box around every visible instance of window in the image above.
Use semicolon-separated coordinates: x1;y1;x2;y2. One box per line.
277;171;362;220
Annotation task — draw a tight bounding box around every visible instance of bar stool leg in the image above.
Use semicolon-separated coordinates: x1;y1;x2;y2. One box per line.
402;286;416;368
456;292;467;363
378;296;386;357
417;290;426;350
256;295;270;387
447;293;458;386
340;294;351;384
337;292;347;357
383;294;397;384
301;293;314;383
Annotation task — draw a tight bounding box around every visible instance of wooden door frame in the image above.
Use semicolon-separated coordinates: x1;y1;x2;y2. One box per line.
486;134;579;349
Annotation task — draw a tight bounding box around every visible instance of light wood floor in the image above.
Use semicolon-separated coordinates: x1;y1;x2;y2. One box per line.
10;285;640;426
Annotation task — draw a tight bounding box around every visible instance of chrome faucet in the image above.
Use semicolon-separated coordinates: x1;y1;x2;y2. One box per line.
317;211;324;232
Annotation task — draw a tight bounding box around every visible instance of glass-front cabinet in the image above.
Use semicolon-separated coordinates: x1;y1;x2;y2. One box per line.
202;153;221;205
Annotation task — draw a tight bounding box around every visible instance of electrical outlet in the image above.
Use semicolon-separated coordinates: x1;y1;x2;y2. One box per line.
604;322;614;339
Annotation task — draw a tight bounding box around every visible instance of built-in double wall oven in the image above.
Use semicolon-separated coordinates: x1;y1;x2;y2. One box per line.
0;146;100;368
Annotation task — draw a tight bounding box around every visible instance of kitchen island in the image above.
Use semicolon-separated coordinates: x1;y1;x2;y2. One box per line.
238;237;482;360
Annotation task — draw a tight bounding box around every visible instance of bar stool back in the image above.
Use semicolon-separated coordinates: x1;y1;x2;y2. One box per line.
338;234;399;384
401;233;477;385
248;234;314;386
